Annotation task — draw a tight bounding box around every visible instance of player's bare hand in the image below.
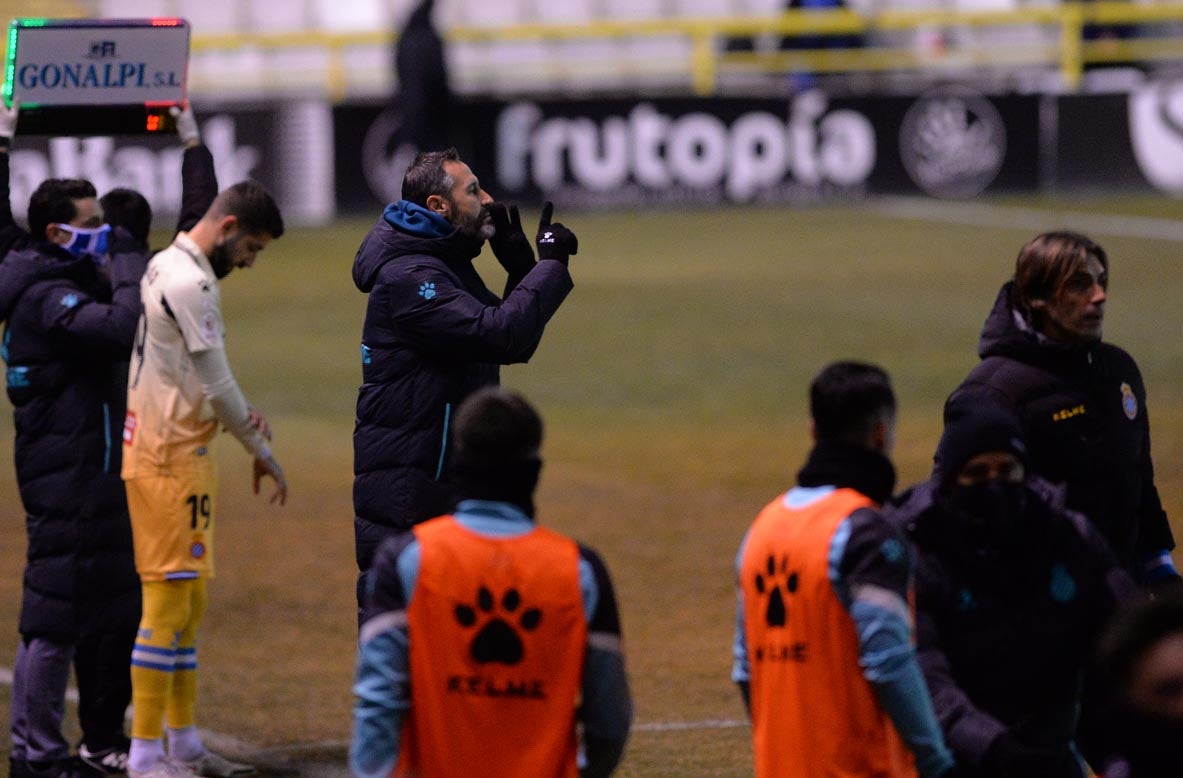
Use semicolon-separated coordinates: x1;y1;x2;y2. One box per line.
253;454;287;506
247;406;272;440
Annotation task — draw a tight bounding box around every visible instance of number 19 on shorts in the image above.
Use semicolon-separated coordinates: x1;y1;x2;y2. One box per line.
187;493;211;530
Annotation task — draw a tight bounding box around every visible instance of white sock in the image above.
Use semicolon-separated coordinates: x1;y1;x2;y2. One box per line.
129;738;166;773
166;726;205;762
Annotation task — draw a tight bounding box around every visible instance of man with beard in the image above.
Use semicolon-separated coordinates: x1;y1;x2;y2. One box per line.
121;181;287;778
887;402;1139;778
351;147;576;623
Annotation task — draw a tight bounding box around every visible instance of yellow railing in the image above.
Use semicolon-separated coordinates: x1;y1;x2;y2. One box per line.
187;2;1183;99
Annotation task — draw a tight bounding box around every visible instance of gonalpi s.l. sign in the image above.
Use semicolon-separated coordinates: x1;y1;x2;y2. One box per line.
4;17;190;135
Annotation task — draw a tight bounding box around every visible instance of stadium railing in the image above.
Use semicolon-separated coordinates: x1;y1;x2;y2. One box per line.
25;2;1183;101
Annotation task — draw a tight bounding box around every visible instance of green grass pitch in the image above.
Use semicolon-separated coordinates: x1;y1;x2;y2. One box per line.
1;196;1182;775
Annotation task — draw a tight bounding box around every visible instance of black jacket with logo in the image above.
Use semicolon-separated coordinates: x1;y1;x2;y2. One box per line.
0;144;216;639
0;242;144;638
947;282;1174;576
887;477;1139;772
351;205;573;580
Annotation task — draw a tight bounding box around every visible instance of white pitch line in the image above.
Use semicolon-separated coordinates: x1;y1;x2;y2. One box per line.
633;718;747;732
872;196;1183;243
0;665;746;739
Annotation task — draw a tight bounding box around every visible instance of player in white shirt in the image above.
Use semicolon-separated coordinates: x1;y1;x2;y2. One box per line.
122;181;287;778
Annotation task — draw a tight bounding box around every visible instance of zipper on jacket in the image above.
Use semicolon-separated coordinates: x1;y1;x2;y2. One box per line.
102;401;112;473
435;402;452;480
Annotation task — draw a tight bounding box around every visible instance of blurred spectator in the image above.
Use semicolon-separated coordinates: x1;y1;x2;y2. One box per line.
1094;593;1183;778
779;0;864;92
393;0;452;153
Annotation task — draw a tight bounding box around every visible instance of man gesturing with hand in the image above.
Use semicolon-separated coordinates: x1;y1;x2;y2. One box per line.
351;148;576;624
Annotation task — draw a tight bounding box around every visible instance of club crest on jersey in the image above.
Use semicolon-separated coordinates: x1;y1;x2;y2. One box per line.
1120;382;1138;420
190;540;206;559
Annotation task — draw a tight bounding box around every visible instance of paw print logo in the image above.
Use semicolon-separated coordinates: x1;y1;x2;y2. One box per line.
755;555;798;628
418;282;436;300
454;586;542;665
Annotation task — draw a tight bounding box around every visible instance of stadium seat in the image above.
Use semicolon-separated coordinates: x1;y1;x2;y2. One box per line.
670;0;738;18
99;0;171;17
603;0;696;90
172;0;242;34
444;0;553;95
245;0;310;33
311;0;396;32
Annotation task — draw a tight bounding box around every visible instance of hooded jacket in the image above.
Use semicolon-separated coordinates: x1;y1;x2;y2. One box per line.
351;202;573;573
0;240;144;638
887;476;1138;772
946;282;1173;578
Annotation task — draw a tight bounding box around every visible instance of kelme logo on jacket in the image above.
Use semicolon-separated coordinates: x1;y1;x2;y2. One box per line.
1121;382;1138;420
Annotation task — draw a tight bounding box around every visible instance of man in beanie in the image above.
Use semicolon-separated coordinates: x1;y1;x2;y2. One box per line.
732;361;956;778
887;401;1139;778
350;387;632;778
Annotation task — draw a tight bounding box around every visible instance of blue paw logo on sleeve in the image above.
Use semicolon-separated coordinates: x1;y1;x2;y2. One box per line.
1120;382;1138;420
418;282;436;300
60;293;79;309
1049;564;1077;603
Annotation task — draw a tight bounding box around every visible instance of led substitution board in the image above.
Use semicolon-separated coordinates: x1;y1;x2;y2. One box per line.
3;17;190;135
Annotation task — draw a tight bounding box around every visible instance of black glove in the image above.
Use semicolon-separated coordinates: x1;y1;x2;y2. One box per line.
983;733;1082;778
535;201;578;265
487;202;535;272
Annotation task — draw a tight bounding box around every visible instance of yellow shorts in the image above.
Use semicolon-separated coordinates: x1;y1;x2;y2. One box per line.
126;465;218;582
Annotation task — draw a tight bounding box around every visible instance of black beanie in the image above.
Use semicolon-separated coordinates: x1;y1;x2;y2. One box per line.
934;400;1027;486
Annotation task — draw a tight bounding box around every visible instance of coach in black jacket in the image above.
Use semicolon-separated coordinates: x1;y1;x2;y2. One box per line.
352;147;575;620
947;231;1176;587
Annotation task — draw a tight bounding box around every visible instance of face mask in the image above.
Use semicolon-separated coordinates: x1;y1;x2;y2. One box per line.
946;479;1028;540
56;223;111;262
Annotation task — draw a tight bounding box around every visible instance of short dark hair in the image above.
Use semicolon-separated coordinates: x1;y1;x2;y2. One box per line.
28;178;97;242
101;188;152;245
401;147;460;207
809;361;896;445
1014;231;1108;318
1096;592;1183;699
209;180;284;239
452;387;543;471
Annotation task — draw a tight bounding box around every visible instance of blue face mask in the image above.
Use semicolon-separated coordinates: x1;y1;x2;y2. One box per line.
56;223;111;262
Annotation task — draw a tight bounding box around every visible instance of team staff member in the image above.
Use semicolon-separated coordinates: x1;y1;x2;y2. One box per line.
352;388;632;778
732;362;955;778
889;402;1138;778
352;147;576;622
122;181;287;778
947;231;1176;587
0;100;217;778
1;177;136;778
